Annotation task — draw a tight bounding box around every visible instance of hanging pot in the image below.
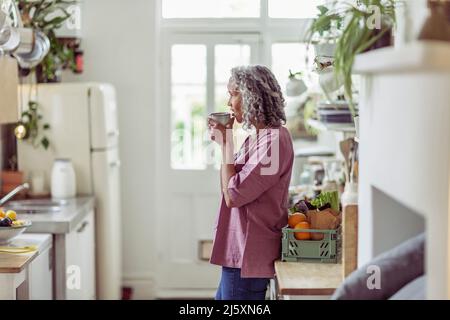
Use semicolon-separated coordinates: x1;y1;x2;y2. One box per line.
313;43;336;58
14;30;50;69
286;78;307;97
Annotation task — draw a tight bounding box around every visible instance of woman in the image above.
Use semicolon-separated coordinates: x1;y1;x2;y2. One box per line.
208;65;294;300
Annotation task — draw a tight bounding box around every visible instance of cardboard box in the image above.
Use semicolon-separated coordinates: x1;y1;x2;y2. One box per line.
0;56;19;124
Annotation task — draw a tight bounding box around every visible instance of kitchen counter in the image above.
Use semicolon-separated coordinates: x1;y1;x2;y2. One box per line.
0;234;51;273
0;233;52;299
5;197;96;299
18;196;95;234
273;261;343;299
0;247;38;274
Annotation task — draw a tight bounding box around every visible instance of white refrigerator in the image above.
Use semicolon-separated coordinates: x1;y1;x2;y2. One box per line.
17;83;122;300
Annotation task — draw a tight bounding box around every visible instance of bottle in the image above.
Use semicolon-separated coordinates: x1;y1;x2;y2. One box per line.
51;159;76;199
299;164;313;186
30;170;46;195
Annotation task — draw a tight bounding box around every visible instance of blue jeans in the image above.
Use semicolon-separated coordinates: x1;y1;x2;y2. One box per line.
215;267;270;300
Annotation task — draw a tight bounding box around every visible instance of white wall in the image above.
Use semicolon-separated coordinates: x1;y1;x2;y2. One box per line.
355;0;430;266
69;0;158;298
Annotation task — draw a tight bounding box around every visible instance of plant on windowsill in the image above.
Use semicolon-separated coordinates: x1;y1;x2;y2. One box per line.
309;0;397;116
16;0;78;83
14;101;51;150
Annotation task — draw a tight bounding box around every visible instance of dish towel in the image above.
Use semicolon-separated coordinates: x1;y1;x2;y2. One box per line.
0;245;38;254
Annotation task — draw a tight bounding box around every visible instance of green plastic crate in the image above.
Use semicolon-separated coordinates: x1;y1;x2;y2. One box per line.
281;226;341;263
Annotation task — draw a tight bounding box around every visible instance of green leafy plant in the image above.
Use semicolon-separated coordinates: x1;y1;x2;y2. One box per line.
17;0;77;81
309;3;344;40
309;0;396;115
16;101;51;150
303;97;319;136
311;191;340;212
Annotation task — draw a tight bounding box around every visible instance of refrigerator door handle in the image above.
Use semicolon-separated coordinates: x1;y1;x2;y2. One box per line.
107;130;120;138
109;160;121;168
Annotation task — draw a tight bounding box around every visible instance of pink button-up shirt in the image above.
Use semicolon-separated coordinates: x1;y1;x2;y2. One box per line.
210;126;294;278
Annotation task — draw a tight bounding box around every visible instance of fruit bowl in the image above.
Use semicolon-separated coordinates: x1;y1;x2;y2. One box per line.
0;221;32;245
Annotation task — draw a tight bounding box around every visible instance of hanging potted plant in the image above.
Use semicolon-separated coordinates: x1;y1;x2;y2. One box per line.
309;0;396;116
308;3;345;100
309;3;344;58
286;70;307;97
14;100;51;150
16;0;77;83
334;0;396;115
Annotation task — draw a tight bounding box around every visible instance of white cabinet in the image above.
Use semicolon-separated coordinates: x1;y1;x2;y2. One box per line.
63;210;96;300
29;243;53;300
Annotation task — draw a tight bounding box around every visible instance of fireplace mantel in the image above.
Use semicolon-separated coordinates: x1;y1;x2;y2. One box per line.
354;41;450;74
354;41;450;299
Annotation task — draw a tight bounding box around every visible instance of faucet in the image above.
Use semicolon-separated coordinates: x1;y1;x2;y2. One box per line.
0;183;29;206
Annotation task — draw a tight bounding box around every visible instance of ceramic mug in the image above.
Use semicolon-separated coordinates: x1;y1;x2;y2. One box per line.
209;112;231;126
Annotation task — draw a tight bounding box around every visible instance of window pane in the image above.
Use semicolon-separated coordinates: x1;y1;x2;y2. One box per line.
172;45;206;84
214;44;251;169
163;0;260;18
268;0;325;19
214;44;250;111
171;45;207;170
271;43;316;92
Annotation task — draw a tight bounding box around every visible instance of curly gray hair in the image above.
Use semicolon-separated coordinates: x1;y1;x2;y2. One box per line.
230;65;286;130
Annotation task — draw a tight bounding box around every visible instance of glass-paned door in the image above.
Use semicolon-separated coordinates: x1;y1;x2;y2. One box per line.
156;33;260;291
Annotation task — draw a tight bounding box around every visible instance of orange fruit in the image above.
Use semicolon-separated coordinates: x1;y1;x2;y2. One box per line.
288;213;307;228
294;221;311;240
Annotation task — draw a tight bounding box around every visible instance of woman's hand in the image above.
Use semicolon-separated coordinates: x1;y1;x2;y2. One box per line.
207;116;235;146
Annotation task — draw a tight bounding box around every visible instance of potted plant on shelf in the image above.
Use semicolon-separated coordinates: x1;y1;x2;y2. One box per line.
309;0;396;116
16;0;77;83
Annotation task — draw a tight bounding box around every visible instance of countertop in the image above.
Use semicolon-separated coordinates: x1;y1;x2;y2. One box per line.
275;261;343;296
17;196;95;234
0;234;52;274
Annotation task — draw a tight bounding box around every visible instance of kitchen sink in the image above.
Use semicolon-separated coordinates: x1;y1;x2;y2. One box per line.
5;207;61;214
2;199;68;214
6;199;69;207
